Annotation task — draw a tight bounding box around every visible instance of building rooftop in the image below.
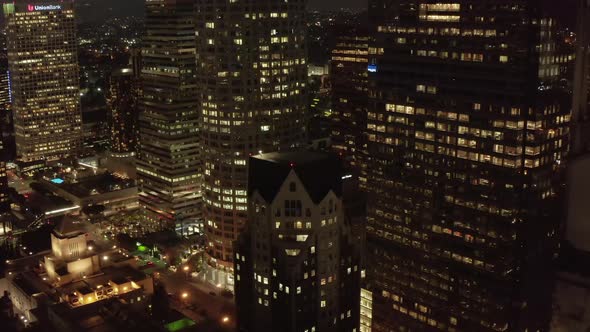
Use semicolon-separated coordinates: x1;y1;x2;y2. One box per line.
42;173;135;199
102;265;147;283
12;272;46;296
23;191;76;216
250;151;342;204
255;151;334;165
53;215;87;238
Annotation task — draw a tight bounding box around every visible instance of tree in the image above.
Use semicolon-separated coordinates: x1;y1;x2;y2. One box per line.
151;283;170;321
82;205;105;216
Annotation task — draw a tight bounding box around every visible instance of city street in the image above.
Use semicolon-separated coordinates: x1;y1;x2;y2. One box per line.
6;169;32;194
159;270;236;331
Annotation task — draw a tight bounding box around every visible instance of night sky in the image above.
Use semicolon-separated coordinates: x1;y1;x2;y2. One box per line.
78;0;574;28
77;0;367;22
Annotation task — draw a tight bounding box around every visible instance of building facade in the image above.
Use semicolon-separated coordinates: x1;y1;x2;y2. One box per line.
330;25;369;170
363;1;570;331
565;0;590;253
0;58;10;114
0;136;8;215
137;0;201;233
196;0;308;286
106;67;140;158
571;0;590;155
5;0;82;163
235;152;361;332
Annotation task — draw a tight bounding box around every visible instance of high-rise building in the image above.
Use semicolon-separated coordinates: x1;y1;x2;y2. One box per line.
571;0;590;155
363;1;570;331
196;0;308;287
235;152;361;332
5;0;82;164
0;137;8;214
103;52;142;179
0;24;12;121
565;0;590;253
136;0;201;233
0;59;10;114
106;67;140;158
330;25;369;170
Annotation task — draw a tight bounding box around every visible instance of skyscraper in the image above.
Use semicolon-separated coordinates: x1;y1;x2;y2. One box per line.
0;59;10;114
571;0;590;154
565;0;590;253
136;0;201;233
197;0;308;287
330;24;369;170
106;67;140;158
235;152;361;332
363;1;570;331
0;137;8;215
5;0;82;164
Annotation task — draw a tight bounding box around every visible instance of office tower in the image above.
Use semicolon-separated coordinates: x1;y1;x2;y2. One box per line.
5;0;82;164
363;1;570;331
330;25;369;170
106;67;140;158
565;0;590;252
129;48;142;80
0;25;12;126
136;0;201;233
0;59;9;113
0;137;7;214
0;58;10;135
571;0;590;155
235;152;361;332
197;0;308;287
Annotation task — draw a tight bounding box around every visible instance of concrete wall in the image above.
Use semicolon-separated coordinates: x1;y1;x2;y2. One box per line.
66;256;99;279
551;273;590;331
566;155;590;252
52;233;88;260
6;278;38;322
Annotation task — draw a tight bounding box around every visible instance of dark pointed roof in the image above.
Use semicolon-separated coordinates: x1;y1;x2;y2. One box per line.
249;151;342;204
53;215;85;238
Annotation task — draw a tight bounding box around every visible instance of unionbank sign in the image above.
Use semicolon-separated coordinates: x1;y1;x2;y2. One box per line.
27;4;62;11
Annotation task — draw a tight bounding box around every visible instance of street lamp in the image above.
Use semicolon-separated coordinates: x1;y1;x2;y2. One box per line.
183;265;190;280
181;292;190;309
222;316;229;324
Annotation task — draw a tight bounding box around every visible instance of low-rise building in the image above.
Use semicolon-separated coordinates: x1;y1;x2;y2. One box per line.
1;216;153;327
39;172;138;215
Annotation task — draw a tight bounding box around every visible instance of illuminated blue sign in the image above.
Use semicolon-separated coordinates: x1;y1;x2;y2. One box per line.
368;64;377;73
